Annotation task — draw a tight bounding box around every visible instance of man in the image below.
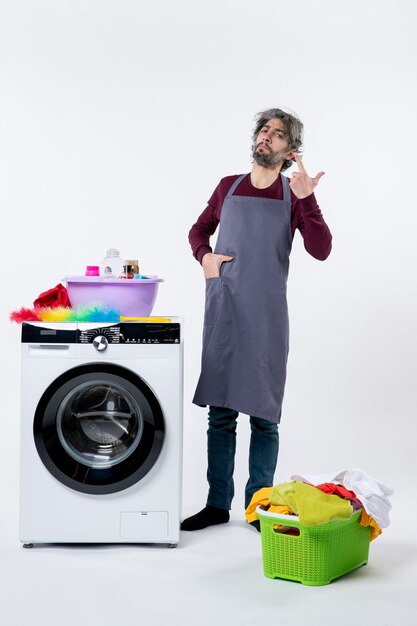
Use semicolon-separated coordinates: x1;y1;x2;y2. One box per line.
183;108;332;531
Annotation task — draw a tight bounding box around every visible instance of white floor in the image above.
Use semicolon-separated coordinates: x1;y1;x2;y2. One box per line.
0;497;415;626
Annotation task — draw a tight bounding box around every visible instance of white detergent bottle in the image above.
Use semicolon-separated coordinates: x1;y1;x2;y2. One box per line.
99;248;124;278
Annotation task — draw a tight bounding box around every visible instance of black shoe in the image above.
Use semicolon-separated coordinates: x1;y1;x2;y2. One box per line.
181;506;230;531
248;520;261;532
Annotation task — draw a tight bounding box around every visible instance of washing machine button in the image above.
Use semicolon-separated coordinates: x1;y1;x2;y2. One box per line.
93;335;108;351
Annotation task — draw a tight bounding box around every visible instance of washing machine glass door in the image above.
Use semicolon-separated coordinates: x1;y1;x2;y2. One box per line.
56;380;143;468
34;364;165;494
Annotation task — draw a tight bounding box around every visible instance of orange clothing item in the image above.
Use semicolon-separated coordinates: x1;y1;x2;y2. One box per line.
245;487;292;523
360;510;382;541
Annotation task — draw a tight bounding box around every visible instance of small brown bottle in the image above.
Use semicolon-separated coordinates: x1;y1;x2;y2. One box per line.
120;264;134;279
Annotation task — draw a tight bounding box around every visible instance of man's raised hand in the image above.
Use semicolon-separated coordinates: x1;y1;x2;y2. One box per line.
289;153;325;199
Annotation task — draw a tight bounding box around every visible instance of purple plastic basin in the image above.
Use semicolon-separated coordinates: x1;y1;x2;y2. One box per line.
65;276;163;316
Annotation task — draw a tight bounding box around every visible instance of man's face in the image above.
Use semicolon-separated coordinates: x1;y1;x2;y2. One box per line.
252;118;293;168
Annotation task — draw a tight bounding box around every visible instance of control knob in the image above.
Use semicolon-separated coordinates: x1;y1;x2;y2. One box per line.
93;335;108;351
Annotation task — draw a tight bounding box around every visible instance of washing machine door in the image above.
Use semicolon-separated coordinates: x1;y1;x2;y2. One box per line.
34;364;164;494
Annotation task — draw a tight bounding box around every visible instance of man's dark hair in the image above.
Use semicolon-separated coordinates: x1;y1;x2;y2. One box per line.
252;108;304;172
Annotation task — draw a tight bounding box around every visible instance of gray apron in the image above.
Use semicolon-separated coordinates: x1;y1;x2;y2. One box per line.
193;173;292;423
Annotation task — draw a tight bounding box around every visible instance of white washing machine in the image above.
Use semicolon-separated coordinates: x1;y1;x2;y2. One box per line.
19;319;183;547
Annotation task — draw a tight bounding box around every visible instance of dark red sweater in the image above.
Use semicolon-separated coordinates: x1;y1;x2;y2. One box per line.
188;174;332;263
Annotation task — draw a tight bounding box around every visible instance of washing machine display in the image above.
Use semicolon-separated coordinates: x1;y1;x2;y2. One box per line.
20;320;183;546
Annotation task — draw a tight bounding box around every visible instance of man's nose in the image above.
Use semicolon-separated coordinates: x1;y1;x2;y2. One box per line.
263;132;271;142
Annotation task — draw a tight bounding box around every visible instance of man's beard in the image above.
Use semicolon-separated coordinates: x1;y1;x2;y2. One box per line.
252;142;290;168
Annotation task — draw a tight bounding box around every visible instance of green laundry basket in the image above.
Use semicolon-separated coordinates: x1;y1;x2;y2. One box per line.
256;507;371;586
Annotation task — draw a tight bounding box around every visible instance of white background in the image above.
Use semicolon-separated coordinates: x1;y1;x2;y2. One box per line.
0;1;416;624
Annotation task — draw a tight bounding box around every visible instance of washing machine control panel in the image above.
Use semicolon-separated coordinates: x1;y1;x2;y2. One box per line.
78;323;181;344
79;326;121;345
22;322;181;344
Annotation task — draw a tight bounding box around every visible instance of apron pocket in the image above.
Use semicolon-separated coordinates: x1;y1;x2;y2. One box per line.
204;277;222;325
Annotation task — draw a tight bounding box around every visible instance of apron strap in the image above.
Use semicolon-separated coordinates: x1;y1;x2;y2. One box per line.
225;174;247;199
280;174;291;204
